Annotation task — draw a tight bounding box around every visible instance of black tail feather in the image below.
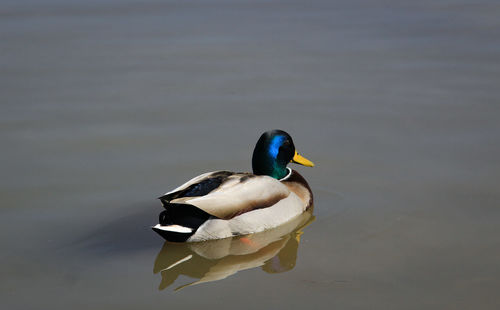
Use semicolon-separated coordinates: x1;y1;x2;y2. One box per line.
154;203;212;242
159;203;212;230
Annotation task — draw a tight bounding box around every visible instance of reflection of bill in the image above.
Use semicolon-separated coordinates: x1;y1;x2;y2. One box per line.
153;209;315;290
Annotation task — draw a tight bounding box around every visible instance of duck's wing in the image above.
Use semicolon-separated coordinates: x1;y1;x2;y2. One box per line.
159;171;234;202
160;171;291;219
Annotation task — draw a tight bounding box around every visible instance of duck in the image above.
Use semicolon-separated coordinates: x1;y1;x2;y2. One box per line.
152;129;314;242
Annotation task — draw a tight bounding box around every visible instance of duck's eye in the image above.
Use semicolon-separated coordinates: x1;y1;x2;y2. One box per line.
279;141;292;154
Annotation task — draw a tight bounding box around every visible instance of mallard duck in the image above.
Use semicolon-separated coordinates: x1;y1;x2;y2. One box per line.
152;129;314;242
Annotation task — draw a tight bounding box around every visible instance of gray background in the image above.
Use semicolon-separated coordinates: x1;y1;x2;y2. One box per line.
1;0;500;309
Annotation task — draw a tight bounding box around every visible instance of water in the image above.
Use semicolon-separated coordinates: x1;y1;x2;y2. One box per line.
1;0;500;309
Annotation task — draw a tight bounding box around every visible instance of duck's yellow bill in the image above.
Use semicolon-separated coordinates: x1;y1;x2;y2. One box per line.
291;151;315;167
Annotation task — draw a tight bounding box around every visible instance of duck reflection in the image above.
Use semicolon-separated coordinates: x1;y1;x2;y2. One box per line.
153;209;315;290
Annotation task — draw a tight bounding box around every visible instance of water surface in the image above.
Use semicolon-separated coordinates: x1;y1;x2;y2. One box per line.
1;0;500;309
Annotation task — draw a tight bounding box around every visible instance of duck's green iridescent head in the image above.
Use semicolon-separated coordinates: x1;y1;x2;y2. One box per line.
252;129;314;179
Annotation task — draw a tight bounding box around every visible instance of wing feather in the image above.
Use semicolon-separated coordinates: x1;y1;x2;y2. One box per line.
170;175;290;219
160;171;233;202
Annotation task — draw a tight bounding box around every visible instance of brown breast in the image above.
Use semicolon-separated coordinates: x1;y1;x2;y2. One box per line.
282;170;313;209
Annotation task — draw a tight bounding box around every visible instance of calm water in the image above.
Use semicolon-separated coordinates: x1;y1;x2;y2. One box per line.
1;0;500;309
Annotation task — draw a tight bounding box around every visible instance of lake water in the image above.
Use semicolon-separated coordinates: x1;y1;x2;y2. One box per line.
1;0;500;309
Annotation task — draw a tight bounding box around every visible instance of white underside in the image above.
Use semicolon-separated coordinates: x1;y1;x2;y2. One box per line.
187;191;305;242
